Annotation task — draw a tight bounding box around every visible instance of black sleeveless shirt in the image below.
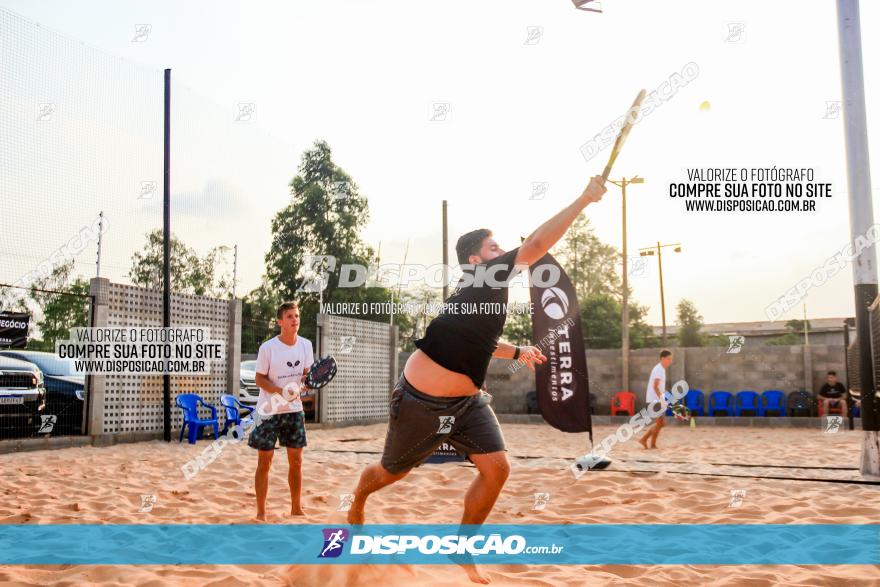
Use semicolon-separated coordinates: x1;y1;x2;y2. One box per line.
414;247;523;388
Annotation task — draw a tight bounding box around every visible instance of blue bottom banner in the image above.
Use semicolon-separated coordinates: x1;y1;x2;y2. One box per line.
1;524;877;565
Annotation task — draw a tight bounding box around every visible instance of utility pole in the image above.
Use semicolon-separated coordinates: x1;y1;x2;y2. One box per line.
608;176;644;391
391;240;409;326
162;68;172;443
95;211;104;278
638;242;681;347
657;242;667;345
836;0;879;475
232;244;238;298
803;304;809;345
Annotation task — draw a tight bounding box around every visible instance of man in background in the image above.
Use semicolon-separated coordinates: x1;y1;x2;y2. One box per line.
639;350;673;449
817;370;847;416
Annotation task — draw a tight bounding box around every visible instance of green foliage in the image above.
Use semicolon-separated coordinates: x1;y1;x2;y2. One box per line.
554;213;622;302
580;293;653;349
241;278;282;354
265;140;373;299
396;285;443;352
21;260;89;351
704;334;731;347
129;230;233;297
502;311;532;346
545;213;655;349
676;299;704;347
766;319;811;345
264;139;401;340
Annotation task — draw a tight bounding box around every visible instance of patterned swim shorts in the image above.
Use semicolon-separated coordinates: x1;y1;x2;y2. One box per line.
247;411;307;451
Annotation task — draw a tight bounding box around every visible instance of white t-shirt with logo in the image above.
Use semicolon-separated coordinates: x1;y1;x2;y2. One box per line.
646;362;667;404
255;335;314;415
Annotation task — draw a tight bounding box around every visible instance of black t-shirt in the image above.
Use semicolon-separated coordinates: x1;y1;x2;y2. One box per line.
414;247;524;388
819;382;846;398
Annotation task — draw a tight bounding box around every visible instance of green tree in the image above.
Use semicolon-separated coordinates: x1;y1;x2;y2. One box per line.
502;311;532;346
766;319;811;345
240;278;282;354
580;293;653;349
396;285;442;352
550;212;656;349
676;299;704;347
129;230;232;297
554;213;622;302
265;139;399;340
25;260;89;351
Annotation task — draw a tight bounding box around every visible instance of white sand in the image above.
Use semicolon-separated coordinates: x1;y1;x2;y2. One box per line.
1;423;878;586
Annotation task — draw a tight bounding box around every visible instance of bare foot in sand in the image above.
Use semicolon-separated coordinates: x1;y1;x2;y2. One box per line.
254;513;268;523
461;563;491;584
638;437;649;449
649;444;658;449
287;508;305;517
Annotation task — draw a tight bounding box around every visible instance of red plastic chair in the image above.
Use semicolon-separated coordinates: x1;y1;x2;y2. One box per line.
818;397;845;417
611;391;636;416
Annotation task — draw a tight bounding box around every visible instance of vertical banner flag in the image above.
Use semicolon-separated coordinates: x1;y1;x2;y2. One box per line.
528;254;592;438
0;311;30;348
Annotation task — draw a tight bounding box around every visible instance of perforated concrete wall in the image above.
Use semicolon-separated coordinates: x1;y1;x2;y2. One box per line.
88;278;239;435
317;313;395;424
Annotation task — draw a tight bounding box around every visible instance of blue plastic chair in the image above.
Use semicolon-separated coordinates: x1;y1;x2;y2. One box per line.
761;390;786;417
176;394;219;444
735;391;761;417
787;390;813;417
708;391;734;416
685;390;705;417
220;394;254;434
852;403;860;418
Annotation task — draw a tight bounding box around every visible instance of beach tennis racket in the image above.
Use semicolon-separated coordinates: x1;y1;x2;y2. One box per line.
304;355;337;390
601;89;647;181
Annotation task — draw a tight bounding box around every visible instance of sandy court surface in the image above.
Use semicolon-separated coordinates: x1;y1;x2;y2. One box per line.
1;423;878;586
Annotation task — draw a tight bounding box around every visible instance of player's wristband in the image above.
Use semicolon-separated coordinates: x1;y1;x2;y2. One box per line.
513;346;520;361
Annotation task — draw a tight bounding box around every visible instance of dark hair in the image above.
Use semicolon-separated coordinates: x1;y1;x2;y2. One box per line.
660;349;672;359
456;228;492;266
827;370;837;376
276;301;299;320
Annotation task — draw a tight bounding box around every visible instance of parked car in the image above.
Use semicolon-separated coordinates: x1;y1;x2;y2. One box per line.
0;350;85;434
0;355;46;438
240;359;315;419
239;360;260;407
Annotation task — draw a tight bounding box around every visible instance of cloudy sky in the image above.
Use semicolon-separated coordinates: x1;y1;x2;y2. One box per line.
1;0;878;326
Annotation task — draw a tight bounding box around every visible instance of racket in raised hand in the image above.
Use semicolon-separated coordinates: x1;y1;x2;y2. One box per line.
601;89;647;181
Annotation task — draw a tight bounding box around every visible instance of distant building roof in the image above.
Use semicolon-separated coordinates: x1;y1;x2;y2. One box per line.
652;317;850;337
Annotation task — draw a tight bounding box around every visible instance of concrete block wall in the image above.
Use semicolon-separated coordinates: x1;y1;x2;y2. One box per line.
399;344;845;415
318;313;396;425
87;278;240;437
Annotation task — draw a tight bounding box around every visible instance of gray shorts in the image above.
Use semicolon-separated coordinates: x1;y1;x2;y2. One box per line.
380;374;506;474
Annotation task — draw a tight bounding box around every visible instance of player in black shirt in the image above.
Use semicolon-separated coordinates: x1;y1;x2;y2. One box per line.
348;175;607;583
818;370;848;415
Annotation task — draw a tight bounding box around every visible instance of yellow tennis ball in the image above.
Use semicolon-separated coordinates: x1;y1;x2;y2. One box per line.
700;100;711;112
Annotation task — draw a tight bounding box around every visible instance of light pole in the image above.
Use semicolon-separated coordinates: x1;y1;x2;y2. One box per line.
608;176;644;392
639;242;681;346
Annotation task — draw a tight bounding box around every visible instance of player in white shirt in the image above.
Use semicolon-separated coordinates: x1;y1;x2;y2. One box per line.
638;350;673;450
247;301;314;521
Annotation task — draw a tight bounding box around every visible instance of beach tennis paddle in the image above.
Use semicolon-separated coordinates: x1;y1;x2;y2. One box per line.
601;89;647;181
304;355;337;390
